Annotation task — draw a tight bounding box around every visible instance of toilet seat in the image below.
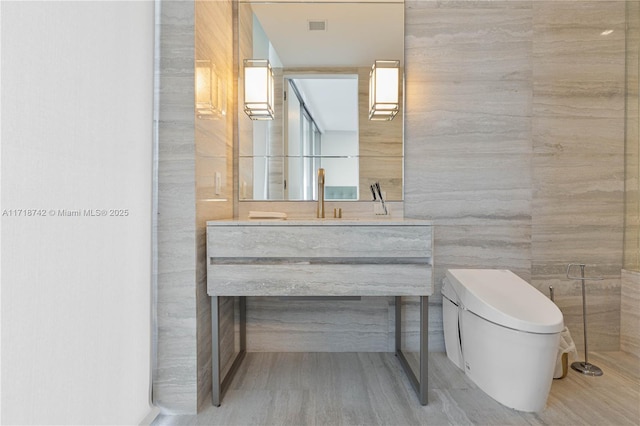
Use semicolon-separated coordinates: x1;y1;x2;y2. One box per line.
444;269;563;334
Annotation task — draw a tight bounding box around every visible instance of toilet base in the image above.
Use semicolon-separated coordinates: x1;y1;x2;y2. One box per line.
460;309;560;412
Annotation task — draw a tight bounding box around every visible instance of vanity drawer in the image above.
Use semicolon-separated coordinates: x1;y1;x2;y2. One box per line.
207;263;433;296
207;225;431;259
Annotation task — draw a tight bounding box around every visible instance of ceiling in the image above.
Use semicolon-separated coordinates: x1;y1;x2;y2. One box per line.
250;2;404;68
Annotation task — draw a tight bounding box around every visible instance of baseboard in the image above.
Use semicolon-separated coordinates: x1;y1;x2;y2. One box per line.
139;406;162;426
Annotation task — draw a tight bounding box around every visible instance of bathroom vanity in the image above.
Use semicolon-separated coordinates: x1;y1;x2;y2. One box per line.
206;219;434;405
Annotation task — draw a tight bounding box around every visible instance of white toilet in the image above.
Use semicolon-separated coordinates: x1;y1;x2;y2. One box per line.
442;269;564;412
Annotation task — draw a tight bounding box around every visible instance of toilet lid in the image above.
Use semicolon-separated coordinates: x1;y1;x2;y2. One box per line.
445;269;564;334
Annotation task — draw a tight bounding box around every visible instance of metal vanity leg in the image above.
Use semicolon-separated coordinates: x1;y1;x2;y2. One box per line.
395;296;429;406
211;296;247;407
419;296;429;405
395;296;401;352
211;296;221;406
239;296;246;351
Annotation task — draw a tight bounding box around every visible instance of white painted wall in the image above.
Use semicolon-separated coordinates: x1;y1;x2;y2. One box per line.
1;1;155;424
322;130;358;156
321;131;358;192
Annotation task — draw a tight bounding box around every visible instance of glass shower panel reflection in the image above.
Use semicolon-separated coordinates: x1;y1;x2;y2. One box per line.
240;156;285;200
286;80;302;200
251;120;269;200
301;112;313;199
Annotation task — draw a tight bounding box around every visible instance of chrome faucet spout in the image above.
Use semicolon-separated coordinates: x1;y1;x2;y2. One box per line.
317;168;325;218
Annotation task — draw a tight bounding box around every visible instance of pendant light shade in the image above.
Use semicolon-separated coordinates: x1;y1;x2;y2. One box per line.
369;60;400;121
243;59;275;120
196;60;225;119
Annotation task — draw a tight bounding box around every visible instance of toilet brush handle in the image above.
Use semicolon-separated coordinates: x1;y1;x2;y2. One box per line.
579;266;590;364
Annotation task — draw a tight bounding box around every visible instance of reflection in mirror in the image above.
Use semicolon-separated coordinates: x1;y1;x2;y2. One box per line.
238;1;404;201
284;75;358;200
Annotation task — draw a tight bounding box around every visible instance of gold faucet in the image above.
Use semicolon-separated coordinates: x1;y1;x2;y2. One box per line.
317;168;325;218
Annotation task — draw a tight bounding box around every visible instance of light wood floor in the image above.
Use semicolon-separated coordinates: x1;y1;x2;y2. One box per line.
152;351;640;426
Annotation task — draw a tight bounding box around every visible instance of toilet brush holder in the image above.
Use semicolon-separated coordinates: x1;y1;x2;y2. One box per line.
566;263;604;377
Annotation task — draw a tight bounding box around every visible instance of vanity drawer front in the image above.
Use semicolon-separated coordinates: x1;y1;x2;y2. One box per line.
207;225;431;259
207;264;432;296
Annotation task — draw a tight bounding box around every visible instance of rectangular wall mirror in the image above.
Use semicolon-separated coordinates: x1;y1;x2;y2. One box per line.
238;1;404;201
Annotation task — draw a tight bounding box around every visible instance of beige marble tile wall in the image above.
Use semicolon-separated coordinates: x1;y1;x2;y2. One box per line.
625;1;639;272
404;0;625;352
237;3;254;199
156;0;235;414
195;0;235;411
621;269;640;357
624;7;640;364
404;0;534;351
530;1;625;352
269;69;285;199
358;66;404;201
246;297;396;352
156;1;198;413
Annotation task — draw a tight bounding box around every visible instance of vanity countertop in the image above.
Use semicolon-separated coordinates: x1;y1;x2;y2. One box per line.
206;218;433;226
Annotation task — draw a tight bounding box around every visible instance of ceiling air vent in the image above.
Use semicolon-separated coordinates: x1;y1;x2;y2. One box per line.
308;20;327;32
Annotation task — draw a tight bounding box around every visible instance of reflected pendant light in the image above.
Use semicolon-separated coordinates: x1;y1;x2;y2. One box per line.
195;60;225;120
369;60;400;121
243;59;275;120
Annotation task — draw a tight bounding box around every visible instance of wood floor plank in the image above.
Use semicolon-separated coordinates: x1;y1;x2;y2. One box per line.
153;351;640;426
